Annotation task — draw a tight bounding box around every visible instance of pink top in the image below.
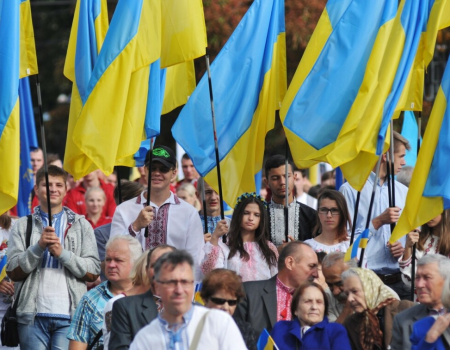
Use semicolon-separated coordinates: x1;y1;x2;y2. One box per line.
201;240;279;282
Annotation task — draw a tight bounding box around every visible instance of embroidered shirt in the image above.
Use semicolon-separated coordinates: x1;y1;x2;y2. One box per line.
157;305;194;350
269;200;300;246
276;277;295;322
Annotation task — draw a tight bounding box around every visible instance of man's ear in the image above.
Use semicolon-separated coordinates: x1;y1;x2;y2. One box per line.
263;176;269;188
382;153;388;163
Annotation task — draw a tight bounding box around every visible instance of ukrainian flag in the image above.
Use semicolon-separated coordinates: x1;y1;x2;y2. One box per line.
281;0;398;191
257;329;278;350
345;229;369;262
390;59;450;244
0;256;7;282
172;0;287;206
63;0;109;178
0;0;37;214
70;0;206;177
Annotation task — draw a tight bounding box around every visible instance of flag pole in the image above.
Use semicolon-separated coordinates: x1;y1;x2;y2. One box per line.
116;168;122;204
284;139;289;243
410;112;421;301
35;75;52;226
144;138;153;238
204;54;226;243
200;178;208;235
389;119;396;214
358;155;382;268
349;191;361;245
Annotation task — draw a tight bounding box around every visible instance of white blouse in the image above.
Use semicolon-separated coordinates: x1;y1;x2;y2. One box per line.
304;238;350;254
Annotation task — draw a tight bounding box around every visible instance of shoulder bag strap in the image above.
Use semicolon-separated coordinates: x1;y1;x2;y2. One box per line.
87;329;103;350
189;310;210;350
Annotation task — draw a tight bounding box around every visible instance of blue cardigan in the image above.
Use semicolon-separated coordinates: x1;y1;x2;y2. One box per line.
411;316;447;350
270;317;351;350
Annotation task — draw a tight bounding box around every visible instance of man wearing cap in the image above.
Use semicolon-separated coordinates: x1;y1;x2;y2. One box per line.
110;146;204;276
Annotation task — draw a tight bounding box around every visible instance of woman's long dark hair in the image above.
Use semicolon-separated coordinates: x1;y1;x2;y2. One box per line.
418;209;450;256
313;189;351;242
227;196;277;268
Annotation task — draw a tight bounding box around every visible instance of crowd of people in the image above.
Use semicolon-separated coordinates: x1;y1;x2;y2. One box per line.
1;133;450;349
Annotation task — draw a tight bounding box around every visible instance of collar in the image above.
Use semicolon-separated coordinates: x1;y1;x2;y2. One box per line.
428;307;446;316
368;171;388;188
158;303;195;327
34;206;76;225
136;191;180;206
276;277;295;295
270;199;297;209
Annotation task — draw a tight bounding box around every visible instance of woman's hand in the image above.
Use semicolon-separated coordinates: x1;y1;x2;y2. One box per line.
0;279;14;296
425;313;450;344
406;229;420;248
204;233;212;243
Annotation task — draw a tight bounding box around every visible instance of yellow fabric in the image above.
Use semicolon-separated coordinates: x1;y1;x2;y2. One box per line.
205;33;287;206
19;0;38;78
162;60;196;115
160;0;207;68
0;101;20;214
390;85;447;244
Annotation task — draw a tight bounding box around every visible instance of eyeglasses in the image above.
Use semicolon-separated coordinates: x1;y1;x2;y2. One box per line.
150;165;173;174
209;297;239;306
318;207;340;216
156;279;194;289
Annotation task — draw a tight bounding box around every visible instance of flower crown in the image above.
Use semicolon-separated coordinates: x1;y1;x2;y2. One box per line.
236;192;268;209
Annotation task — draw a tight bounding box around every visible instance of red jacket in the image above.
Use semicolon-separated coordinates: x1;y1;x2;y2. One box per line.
64;180;116;217
86;215;112;229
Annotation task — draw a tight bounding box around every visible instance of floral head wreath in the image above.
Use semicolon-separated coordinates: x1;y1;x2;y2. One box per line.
235;192;268;209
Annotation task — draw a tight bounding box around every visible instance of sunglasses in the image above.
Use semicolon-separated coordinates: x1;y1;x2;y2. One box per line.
209;297;239;306
150;165;173;174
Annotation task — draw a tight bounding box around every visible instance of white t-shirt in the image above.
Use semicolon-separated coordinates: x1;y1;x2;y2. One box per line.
102;294;125;350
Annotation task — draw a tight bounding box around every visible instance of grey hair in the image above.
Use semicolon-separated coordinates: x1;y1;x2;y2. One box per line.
417;254;450;280
341;268;360;282
322;251;357;269
106;235;143;265
442;271;450;309
396;166;414;188
153;250;194;281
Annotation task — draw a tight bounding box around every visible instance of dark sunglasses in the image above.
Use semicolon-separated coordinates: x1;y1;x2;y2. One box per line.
210;297;239;306
150;165;173;174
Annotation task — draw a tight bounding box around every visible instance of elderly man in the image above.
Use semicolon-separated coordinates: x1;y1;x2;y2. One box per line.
321;252;356;323
130;250;246;349
67;235;143;349
109;244;176;350
233;241;319;335
391;254;450;349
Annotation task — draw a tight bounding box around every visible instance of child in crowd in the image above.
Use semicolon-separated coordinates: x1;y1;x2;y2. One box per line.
400;209;450;289
201;193;278;282
85;187;112;228
305;190;351;254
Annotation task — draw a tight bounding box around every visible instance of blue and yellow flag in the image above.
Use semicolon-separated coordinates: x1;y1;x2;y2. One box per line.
281;0;398;191
345;229;369;262
0;0;38;214
390;59;450;244
63;0;109;178
401;111;421;167
69;0;206;177
257;329;278;350
0;256;7;282
172;0;287;206
18;77;38;216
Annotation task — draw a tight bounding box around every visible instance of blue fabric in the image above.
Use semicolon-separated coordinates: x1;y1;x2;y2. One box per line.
411;316;447;350
340;172;408;272
38;208;66;270
401;111;421;167
270;317;351;350
17;316;71;350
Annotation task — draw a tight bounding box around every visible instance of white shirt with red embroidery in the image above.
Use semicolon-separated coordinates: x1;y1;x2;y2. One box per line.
200;240;278;282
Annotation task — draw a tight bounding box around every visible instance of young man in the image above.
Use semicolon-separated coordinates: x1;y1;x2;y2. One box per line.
6;165;100;350
176;153;199;188
340;131;411;299
294;168;317;209
110;146;204;276
130;250;246;349
264;155;317;248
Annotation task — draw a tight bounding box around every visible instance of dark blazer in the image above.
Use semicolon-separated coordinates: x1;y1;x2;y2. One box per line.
410;316;447;350
109;290;158;350
233;275;277;336
271;317;351;350
391;303;428;350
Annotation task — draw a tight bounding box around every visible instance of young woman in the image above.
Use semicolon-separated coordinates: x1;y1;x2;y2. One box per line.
200;193;278;282
400;210;450;288
176;183;201;211
84;187;112;228
304;190;351;254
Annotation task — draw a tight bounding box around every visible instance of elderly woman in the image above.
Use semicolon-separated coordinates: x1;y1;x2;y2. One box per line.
342;268;413;350
271;281;351;349
410;257;450;350
200;269;258;350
